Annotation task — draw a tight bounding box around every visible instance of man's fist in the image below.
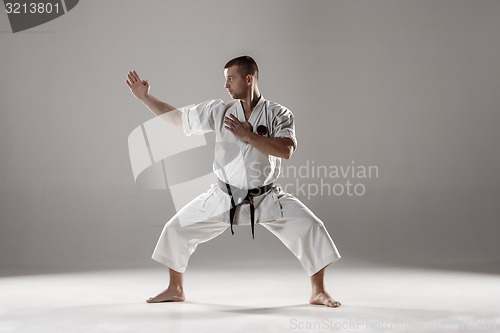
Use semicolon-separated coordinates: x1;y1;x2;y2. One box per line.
126;70;150;101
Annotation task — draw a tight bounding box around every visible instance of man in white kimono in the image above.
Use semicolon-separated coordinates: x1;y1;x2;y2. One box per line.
125;56;341;307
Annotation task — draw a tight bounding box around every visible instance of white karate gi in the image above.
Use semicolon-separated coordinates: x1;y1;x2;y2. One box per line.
151;96;341;276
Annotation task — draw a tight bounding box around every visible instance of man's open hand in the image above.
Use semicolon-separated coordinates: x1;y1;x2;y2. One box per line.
224;114;254;143
126;70;149;101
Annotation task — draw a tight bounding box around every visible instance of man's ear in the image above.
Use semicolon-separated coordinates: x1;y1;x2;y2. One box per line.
246;74;254;86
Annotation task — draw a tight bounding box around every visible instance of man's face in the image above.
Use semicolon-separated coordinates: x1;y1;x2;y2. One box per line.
224;65;249;99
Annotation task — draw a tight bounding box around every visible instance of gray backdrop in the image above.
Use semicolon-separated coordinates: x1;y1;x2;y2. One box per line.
1;0;499;274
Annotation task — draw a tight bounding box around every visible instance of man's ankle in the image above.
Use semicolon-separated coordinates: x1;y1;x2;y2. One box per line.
312;287;326;294
168;284;184;291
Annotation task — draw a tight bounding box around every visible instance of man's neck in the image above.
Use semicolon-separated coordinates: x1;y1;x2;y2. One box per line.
240;89;261;114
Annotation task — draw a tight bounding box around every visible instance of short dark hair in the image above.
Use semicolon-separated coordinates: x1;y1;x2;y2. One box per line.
224;56;259;80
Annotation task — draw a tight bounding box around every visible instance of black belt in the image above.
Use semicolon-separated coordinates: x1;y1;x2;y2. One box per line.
218;179;274;239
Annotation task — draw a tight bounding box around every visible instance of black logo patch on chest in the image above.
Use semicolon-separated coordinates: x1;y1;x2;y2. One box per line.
256;125;268;136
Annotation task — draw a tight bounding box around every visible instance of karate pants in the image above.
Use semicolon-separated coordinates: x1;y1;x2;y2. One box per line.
151;185;341;276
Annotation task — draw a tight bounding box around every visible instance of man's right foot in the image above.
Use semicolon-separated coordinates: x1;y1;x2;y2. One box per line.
309;290;341;308
146;286;185;303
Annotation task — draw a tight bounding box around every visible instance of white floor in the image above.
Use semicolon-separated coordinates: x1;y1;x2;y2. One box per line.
1;261;499;333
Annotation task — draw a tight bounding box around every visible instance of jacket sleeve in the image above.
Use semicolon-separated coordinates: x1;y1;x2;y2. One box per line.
272;107;297;149
181;99;223;136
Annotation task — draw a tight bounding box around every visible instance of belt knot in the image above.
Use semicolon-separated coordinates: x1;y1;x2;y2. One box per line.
218;179;273;239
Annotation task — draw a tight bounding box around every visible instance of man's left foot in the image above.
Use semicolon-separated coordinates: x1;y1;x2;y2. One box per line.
310;291;341;308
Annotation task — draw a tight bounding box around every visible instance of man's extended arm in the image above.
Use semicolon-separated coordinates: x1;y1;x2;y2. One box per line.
126;70;183;127
141;94;183;127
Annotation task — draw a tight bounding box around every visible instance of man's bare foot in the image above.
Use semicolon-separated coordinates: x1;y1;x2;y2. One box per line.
310;291;341;308
146;286;185;303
